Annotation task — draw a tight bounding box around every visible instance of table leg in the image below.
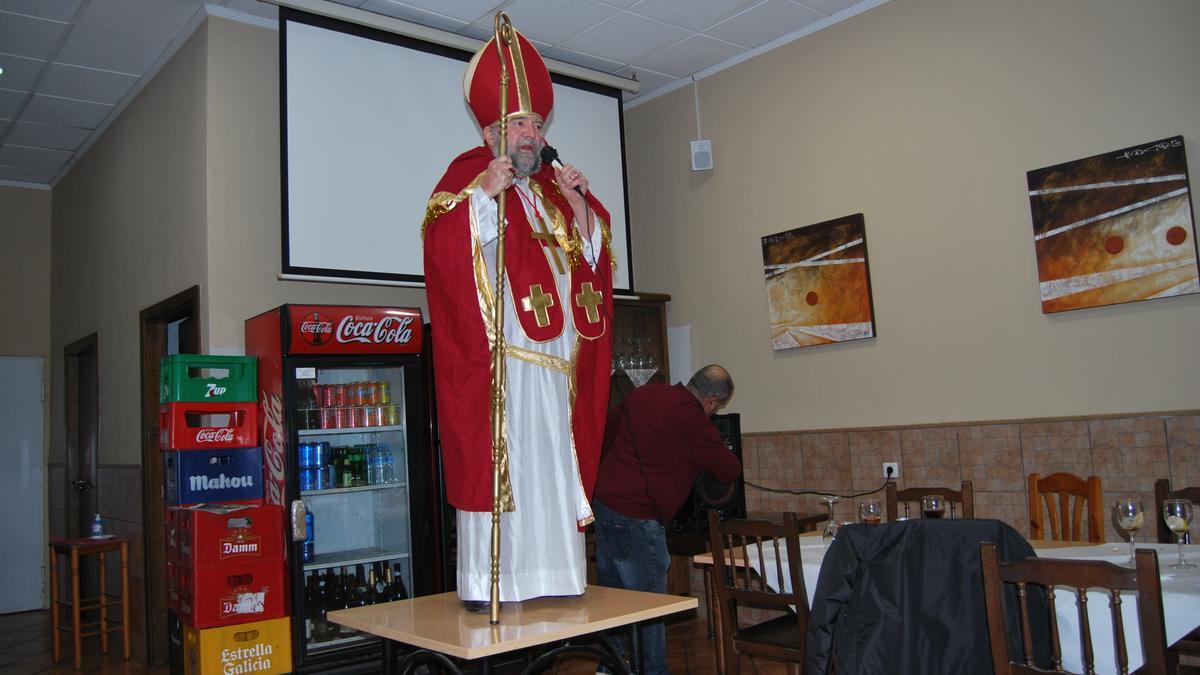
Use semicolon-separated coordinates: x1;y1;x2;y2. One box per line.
99;550;109;654
71;549;82;670
383;639;394;675
628;623;641;674
50;545;60;664
120;542;130;659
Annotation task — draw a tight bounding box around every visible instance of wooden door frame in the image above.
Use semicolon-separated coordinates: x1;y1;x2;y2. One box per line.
64;333;99;538
139;286;199;666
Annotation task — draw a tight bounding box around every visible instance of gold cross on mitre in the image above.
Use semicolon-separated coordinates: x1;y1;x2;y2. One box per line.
574;282;603;324
521;284;555;327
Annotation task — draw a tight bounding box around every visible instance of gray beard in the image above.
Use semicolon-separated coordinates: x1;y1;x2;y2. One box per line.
509;142;543;178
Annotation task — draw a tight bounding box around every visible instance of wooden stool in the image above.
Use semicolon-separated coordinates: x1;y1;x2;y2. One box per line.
49;536;131;669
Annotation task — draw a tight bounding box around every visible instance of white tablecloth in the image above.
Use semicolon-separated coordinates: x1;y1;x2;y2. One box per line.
1035;543;1200;674
747;538;1200;675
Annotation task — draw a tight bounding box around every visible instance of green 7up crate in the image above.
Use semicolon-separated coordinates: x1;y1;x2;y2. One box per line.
161;355;257;403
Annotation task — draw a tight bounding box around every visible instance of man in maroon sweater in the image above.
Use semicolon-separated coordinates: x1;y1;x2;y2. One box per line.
593;364;742;674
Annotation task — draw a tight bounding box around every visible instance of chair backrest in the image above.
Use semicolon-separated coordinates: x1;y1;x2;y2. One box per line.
1153;478;1200;544
979;542;1173;675
1028;472;1104;542
707;511;808;659
885;480;975;521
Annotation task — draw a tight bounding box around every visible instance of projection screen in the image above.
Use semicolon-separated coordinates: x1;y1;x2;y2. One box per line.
281;8;634;292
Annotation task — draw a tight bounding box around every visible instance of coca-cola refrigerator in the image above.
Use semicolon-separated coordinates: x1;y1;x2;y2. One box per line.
245;304;441;672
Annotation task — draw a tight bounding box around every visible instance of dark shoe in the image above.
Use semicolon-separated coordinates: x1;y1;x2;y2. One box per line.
461;600;490;613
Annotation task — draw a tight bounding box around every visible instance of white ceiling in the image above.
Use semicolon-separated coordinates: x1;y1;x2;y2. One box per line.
0;0;885;188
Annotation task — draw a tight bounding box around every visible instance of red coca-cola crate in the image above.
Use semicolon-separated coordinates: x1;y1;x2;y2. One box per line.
160;401;258;450
167;504;284;568
168;559;287;629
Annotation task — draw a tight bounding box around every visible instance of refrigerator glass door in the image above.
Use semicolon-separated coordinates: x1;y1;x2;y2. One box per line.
293;365;414;654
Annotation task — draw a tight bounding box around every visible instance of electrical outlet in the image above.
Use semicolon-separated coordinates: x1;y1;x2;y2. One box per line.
883;462;899;479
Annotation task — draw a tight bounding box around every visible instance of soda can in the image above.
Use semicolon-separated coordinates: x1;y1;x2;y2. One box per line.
386;404;401;426
310;384;325;408
363;405;383;427
335;406;352;429
377;381;391;404
298;442;317;468
313;441;331;467
300;467;321;492
319;408;336;430
330;384;346;407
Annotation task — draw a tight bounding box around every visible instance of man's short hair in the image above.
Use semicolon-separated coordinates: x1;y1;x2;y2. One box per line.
687;364;733;403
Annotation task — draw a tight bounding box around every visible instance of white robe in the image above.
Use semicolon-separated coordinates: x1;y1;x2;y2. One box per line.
456;180;601;601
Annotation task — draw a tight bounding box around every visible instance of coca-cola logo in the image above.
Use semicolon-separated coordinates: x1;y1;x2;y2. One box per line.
335;315;414;345
261;392;287;508
195;427;235;443
298;312;334;346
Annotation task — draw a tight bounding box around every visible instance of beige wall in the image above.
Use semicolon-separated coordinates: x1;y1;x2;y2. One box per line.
202;17;426;355
624;0;1200;433
50;22;210;465
0;186;51;356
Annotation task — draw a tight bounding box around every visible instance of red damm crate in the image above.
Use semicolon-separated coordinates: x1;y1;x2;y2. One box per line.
168;559;287;629
167;504;285;568
160;401;258;450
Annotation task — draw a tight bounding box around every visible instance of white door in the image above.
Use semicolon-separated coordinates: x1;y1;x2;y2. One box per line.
0;356;46;612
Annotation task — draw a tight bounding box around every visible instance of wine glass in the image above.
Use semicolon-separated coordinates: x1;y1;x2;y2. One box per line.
1162;499;1195;569
820;495;841;545
921;495;946;519
858;498;882;525
1114;499;1144;566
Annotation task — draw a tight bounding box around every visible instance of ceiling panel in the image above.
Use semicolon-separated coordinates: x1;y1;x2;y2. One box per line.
493;0;616;44
0;163;57;183
360;0;471;33
0;0;83;23
634;34;745;78
562;11;691;64
539;46;624;76
0;53;45;92
0;88;25;118
796;0;861;15
219;0;278;19
0;11;70;60
37;62;138;105
56;24;170;74
76;0;200;40
19;92;111;128
632;0;762;33
0;143;71;170
706;0;827;46
6;119;90;150
371;0;506;25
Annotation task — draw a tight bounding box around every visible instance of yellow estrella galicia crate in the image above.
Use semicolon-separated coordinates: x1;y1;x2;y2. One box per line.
182;616;292;674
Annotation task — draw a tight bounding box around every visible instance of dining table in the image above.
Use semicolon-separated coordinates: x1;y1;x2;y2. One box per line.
693;524;1200;675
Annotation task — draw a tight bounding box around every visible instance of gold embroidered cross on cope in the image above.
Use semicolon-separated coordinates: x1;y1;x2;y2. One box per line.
521;284;555;327
574;282;603;324
517;184;566;275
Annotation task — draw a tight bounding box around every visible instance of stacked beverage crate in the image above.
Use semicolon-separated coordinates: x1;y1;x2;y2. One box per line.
160;355;292;674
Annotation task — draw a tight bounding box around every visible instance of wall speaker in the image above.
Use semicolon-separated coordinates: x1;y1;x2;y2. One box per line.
690;139;713;171
668;412;745;531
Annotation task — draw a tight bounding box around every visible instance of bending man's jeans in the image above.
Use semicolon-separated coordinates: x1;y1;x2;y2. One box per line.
593;499;672;675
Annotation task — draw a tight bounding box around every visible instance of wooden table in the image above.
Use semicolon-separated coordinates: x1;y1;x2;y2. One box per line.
328;585;697;674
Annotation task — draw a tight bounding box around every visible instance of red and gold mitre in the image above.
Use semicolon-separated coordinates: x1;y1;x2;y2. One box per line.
463;28;553;129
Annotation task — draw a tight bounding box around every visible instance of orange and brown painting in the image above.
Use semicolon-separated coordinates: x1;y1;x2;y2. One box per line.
761;213;876;350
1028;136;1198;313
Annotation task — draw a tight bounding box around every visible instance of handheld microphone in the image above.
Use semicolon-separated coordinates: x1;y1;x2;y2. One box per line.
540;145;585;197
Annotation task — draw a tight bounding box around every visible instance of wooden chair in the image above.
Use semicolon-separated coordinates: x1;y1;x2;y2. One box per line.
1028;473;1104;543
1154;478;1200;545
885;480;975;520
979;542;1174;674
1154;478;1200;664
707;511;808;675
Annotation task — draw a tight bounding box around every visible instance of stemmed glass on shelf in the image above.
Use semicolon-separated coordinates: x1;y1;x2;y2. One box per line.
1114;498;1144;566
1162;498;1196;569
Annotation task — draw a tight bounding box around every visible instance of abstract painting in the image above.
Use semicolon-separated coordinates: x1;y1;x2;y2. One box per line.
761;213;876;350
1027;135;1198;313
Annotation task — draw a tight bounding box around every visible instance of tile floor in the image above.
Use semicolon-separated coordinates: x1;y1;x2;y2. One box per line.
0;607;787;674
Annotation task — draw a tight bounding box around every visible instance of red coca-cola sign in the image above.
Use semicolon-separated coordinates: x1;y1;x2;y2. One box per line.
195;428;236;444
287;305;423;354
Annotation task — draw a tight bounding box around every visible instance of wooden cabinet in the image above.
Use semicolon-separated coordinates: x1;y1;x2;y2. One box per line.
610;292;671;407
